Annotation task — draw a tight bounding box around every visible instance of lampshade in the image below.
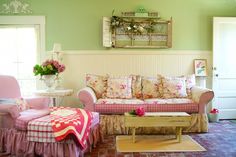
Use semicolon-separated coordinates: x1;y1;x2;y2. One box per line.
53;43;62;52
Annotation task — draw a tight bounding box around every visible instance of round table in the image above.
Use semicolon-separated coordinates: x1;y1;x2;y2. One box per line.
35;89;74;107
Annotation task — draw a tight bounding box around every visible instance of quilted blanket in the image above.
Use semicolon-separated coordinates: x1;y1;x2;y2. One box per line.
50;107;92;148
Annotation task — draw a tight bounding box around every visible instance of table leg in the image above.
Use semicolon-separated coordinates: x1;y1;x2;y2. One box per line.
176;127;182;142
178;127;182;142
52;97;56;107
132;127;136;143
126;127;129;135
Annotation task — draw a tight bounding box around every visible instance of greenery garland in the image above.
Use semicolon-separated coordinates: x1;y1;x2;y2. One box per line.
110;15;155;35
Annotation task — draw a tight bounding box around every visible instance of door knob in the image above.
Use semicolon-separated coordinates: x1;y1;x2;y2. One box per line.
215;74;219;77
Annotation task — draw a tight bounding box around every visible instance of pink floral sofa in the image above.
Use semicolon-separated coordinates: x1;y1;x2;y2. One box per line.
78;74;214;136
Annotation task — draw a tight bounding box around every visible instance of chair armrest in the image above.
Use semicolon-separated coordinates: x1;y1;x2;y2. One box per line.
24;96;50;109
191;86;214;114
77;87;97;111
0;104;20;119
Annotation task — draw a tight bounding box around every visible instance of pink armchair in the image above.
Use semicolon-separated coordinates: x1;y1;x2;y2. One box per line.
0;75;50;128
0;75;100;157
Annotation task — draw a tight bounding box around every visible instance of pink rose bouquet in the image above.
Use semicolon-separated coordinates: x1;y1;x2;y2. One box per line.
129;107;145;116
33;59;65;76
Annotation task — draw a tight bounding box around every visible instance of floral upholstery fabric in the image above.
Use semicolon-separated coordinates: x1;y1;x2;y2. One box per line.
142;76;162;99
15;98;29;111
184;74;196;98
130;75;142;99
162;76;187;98
105;76;132;99
86;74;108;99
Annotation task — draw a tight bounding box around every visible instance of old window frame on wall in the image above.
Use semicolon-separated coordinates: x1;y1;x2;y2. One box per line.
103;10;172;49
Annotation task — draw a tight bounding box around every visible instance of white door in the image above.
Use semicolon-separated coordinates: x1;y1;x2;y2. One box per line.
213;17;236;119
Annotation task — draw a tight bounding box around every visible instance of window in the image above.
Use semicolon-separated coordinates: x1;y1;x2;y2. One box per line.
0;16;45;96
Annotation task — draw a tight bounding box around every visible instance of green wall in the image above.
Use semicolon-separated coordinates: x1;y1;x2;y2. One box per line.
1;0;236;50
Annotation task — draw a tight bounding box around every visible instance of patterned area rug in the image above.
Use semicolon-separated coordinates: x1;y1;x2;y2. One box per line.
116;135;206;152
85;120;236;157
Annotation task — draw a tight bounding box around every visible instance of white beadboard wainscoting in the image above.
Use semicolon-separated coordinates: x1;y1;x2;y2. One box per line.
59;50;212;108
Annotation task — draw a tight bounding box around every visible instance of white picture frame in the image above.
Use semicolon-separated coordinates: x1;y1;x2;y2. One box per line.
194;59;207;76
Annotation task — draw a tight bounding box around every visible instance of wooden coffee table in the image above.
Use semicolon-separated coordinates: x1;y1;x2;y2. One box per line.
124;112;191;143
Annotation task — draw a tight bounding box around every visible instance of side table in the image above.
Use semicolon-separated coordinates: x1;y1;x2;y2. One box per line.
35;89;74;107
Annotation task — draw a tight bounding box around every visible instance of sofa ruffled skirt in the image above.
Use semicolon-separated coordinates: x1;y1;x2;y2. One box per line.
99;113;208;137
0;124;100;157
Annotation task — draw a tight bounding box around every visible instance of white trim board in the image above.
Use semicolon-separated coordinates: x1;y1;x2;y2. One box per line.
60;50;212;56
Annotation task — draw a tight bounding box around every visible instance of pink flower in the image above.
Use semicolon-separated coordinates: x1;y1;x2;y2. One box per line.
176;84;182;90
135;107;145;116
53;60;60;68
210;108;219;114
120;84;126;89
58;64;65;73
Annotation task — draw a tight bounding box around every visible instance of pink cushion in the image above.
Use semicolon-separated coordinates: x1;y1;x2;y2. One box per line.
145;98;198;113
97;99;144;105
94;98;198;114
15;109;50;130
95;103;147;114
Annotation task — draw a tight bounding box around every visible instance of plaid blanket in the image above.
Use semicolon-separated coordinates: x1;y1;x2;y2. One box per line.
27;115;58;143
50;107;92;148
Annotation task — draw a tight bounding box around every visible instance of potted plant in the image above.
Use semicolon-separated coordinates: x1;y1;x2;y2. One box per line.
208;108;219;122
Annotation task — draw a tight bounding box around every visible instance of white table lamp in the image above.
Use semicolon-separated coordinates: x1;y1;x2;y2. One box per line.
52;43;63;61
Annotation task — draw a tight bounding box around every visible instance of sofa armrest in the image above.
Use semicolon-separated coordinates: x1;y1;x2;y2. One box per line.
77;87;97;111
191;86;214;114
24;96;50;110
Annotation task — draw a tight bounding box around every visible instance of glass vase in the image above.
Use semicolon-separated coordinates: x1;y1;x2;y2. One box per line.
42;75;56;91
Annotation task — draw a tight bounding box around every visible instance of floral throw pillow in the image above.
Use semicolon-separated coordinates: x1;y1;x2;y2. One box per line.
15;98;29;111
162;76;187;98
130;75;142;99
184;74;196;98
86;74;108;99
105;76;132;99
141;76;162;99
